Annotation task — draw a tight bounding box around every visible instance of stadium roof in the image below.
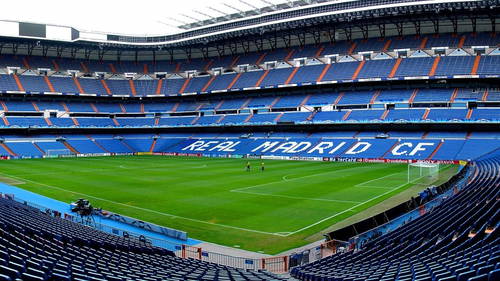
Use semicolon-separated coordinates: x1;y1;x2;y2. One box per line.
0;0;298;36
175;0;333;30
0;0;496;57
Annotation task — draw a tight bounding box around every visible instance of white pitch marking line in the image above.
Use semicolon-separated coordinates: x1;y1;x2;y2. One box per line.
232;165;375;193
0;172;287;237
71;156;219;162
281;163;357;182
1;161;412;237
232;190;362;204
275;232;292;236
356;185;397;190
8;162;209;177
285;182;409;236
0;176;26;185
354;172;403;188
293;166;451;236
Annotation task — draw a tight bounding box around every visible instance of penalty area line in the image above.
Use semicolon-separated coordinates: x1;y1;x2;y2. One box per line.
285;182;409;236
354;172;405;189
232;190;362;204
0;172;287;237
234;165;375;193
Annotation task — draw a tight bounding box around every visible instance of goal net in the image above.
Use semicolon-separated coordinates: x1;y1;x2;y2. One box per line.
46;149;76;158
407;162;439;185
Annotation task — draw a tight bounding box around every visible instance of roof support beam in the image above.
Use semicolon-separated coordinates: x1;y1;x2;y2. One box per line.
216;44;225;57
394;22;403;37
358;24;368;40
241;40;250;54
223;3;244;13
296;32;306;47
283;33;292;48
167;49;173;62
56;46;64;58
70;48;77;59
166;17;188;25
312;30;321;44
344;27;352;41
268;34;278;50
430;18;440;34
193;10;217;23
185;47;192;61
180;14;201;22
326;27;336;43
239;0;258;9
115;50;121;62
27;43;35;56
449;16;458;33
254;38;264;52
98;49;106;61
259;0;277;11
208;7;231;20
42;45;49;57
378;23;386;38
12;43;18;55
469;16;477;33
413;20;421;36
229;42;238;55
84;49;92;60
201;46;209;59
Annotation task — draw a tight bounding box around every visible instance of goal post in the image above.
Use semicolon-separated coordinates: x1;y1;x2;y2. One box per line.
407;162;439;185
46;149;76;158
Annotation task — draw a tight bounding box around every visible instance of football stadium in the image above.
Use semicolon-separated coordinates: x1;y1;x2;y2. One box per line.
0;0;499;280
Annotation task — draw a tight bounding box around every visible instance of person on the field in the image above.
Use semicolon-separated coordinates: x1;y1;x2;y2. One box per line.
246;161;251;172
261;162;265;172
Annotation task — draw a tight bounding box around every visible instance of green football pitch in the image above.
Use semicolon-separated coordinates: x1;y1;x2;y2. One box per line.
0;156;455;254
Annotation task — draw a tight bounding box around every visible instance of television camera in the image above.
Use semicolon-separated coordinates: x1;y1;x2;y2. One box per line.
71;198;94;216
70;199;97;226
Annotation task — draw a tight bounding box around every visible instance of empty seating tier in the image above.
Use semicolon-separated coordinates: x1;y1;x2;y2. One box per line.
291;151;500;281
0;197;285;281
